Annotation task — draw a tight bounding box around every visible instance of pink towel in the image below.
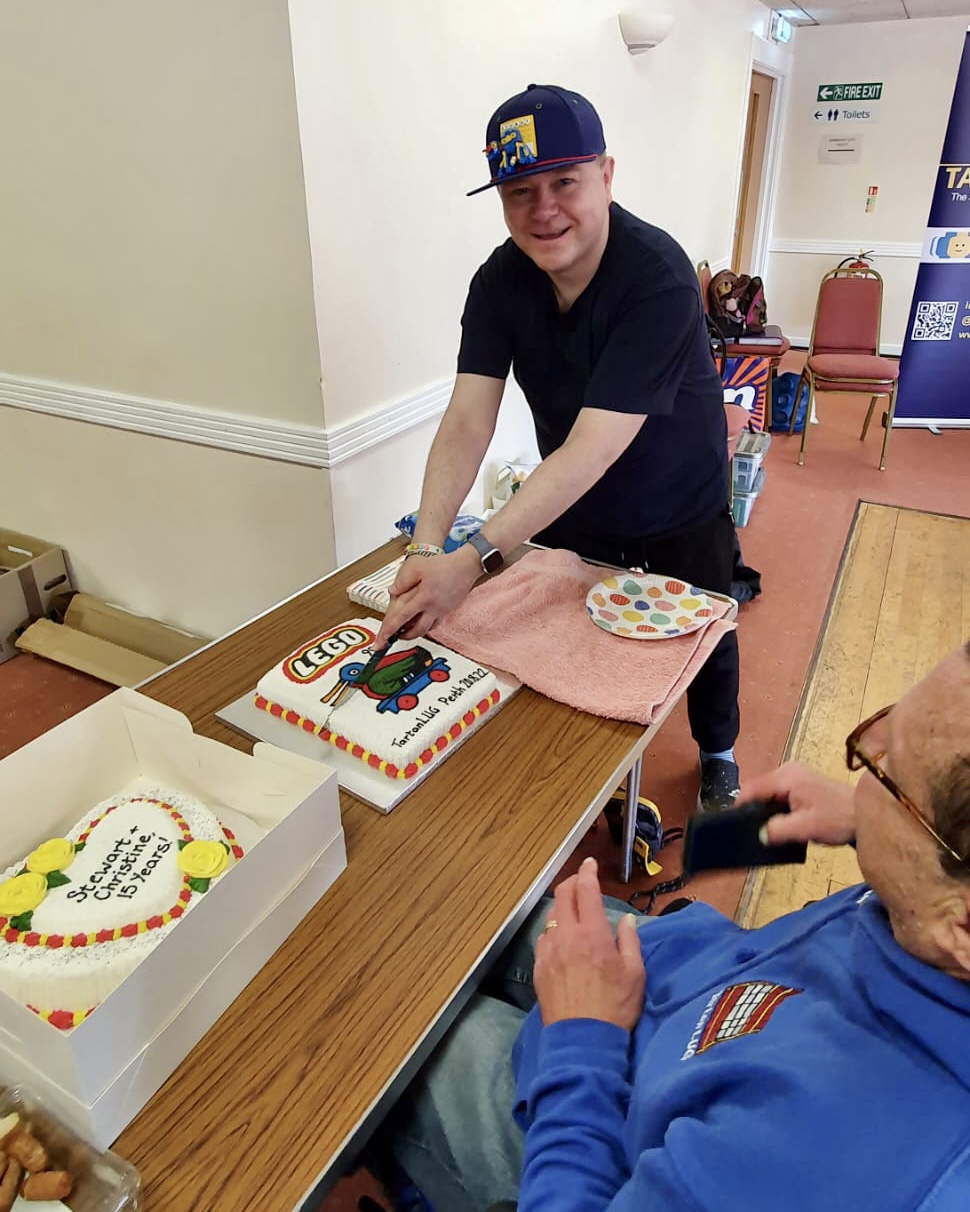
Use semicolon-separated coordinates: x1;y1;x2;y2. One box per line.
430;548;736;726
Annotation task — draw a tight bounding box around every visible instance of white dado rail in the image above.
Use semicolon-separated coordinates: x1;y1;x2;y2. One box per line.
767;238;919;354
0;373;451;469
769;238;922;258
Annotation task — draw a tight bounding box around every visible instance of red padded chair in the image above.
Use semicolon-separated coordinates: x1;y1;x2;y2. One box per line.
794;267;899;471
696;260;790;367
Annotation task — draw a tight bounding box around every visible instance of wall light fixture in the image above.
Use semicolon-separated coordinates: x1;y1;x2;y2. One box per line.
618;12;675;54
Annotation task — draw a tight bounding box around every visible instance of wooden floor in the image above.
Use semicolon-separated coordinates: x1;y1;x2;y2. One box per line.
739;500;970;928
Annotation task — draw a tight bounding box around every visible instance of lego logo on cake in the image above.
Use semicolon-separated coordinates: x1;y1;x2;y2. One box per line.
284;625;373;683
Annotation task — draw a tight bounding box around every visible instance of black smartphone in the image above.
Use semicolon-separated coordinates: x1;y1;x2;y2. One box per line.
682;800;807;876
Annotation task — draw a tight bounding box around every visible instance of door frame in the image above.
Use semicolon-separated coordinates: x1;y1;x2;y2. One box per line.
735;37;790;277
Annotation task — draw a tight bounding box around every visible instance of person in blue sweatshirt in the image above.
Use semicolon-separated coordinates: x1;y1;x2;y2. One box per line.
375;639;970;1211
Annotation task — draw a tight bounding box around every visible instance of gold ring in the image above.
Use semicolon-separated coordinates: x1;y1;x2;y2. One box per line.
544;919;558;932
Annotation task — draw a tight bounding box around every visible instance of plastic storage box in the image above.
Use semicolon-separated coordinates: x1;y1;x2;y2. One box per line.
732;468;766;528
732;431;772;494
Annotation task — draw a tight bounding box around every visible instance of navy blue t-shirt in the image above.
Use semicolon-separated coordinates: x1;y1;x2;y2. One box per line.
457;203;727;544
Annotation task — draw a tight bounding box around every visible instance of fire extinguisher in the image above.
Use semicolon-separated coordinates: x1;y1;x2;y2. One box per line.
837;249;875;271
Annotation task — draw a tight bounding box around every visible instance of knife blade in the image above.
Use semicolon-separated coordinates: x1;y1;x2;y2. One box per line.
349;624;410;691
326;621;413;719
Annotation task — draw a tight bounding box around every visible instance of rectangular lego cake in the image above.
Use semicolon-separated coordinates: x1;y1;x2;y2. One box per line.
254;619;501;779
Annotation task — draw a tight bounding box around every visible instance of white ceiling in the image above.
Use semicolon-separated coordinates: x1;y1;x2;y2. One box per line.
762;0;970;25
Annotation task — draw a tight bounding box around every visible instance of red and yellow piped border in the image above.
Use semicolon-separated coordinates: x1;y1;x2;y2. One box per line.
28;1005;95;1031
255;688;501;779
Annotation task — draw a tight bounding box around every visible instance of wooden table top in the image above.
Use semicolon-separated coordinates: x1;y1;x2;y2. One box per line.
114;540;646;1212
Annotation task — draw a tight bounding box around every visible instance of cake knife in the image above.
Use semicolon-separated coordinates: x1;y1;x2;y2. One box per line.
324;621;412;720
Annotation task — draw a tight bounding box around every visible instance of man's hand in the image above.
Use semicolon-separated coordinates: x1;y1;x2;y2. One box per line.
738;762;857;848
533;857;645;1032
376;546;480;646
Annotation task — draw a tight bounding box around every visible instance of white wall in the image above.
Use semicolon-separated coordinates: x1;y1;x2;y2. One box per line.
0;407;335;638
0;0;323;422
289;0;775;559
0;0;336;636
766;17;968;350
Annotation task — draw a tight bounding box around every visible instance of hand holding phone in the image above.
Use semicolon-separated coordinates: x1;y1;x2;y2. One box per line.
683;801;808;876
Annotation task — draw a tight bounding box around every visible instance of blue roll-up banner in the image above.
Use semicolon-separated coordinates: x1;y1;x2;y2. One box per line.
895;30;970;427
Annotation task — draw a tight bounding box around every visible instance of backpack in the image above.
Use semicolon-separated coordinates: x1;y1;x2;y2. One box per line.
770;372;809;433
708;270;768;338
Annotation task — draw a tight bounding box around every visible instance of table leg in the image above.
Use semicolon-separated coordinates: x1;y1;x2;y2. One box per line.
620;757;642;883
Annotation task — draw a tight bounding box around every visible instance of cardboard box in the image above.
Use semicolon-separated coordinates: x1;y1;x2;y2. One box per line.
0;528;74;663
17;593;207;688
0;689;344;1148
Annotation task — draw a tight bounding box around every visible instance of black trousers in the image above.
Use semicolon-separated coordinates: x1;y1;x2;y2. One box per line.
534;508;740;754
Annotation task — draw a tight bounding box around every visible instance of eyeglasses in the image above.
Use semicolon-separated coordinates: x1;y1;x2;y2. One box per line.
846;704;966;868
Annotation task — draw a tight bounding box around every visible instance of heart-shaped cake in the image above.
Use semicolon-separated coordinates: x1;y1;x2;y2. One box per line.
0;789;243;1029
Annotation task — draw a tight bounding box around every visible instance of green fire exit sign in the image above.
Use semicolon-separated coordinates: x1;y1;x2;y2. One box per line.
817;82;883;102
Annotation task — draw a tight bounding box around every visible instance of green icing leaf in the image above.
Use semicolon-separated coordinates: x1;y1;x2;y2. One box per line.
74;842;86;852
187;876;211;895
221;841;231;854
46;871;71;889
178;840;189;850
9;912;32;932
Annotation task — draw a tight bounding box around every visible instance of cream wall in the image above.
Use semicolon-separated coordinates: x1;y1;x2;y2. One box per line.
766;17;968;351
0;0;323;420
289;0;778;560
0;407;335;639
0;0;334;636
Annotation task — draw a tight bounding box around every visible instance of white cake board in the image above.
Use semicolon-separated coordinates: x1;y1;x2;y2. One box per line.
216;671;520;814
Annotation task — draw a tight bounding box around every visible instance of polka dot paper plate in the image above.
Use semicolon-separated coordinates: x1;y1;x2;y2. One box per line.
586;574;715;640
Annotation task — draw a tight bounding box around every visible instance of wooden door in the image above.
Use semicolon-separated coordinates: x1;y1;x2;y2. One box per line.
732;71;774;273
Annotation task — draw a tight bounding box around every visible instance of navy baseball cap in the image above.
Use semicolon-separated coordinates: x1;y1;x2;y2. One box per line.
467;83;606;196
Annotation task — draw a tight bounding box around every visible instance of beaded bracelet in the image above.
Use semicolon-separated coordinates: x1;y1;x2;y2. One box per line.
404;542;445;559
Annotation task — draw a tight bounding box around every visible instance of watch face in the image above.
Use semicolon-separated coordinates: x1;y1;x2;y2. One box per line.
469;532;503;573
482;548;504;575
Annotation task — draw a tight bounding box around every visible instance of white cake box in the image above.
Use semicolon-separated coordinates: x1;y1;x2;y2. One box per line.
0;687;345;1148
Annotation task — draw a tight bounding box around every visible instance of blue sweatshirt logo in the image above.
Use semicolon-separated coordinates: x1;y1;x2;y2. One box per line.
682;982;801;1059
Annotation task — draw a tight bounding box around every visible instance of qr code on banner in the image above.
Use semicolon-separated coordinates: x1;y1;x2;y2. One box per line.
911;300;958;341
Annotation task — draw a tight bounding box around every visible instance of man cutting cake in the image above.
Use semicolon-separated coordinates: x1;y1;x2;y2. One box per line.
378;84;740;813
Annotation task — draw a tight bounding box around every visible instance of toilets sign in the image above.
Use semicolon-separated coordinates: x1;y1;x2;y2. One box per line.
817;82;883;102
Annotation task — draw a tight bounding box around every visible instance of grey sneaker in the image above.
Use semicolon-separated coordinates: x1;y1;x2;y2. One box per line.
697;758;741;814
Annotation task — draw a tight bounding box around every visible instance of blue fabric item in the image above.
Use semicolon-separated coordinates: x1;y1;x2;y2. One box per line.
511;887;970;1211
394;512;483;554
770;371;809;433
699;747;735;763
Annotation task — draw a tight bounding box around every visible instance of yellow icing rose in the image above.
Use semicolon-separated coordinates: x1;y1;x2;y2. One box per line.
26;837;75;875
0;872;49;917
177;840;229;881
